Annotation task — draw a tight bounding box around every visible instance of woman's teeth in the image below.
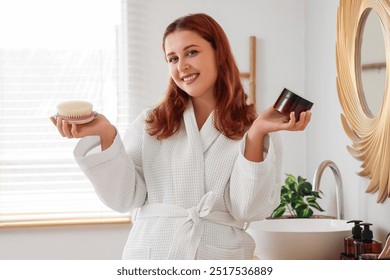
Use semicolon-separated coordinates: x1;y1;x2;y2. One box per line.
183;74;198;82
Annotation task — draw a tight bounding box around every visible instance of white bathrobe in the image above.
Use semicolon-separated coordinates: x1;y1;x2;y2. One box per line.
74;102;282;260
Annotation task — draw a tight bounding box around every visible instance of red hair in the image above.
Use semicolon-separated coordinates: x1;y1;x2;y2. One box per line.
146;13;257;140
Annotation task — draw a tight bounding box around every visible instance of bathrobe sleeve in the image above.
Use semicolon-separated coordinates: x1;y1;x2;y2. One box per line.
226;132;282;221
73;112;148;213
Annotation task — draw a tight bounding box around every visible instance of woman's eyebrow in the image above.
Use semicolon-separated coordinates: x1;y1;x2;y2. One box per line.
183;44;200;50
166;44;200;57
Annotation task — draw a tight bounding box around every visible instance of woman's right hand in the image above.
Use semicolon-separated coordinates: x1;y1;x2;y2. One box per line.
50;114;116;150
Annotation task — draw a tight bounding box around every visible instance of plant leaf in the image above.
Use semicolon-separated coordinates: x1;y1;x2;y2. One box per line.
306;196;316;202
281;187;290;195
296;207;313;218
297;176;306;184
299;182;313;196
308;200;325;212
311;191;322;199
271;205;286;218
294;202;308;211
285;174;296;186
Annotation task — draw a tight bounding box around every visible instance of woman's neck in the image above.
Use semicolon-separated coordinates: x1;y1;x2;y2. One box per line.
191;96;216;130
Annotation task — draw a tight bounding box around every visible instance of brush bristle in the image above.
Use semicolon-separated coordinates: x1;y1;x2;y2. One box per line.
57;101;93;118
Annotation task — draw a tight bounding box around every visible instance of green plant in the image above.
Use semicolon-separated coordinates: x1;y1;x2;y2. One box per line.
271;173;324;218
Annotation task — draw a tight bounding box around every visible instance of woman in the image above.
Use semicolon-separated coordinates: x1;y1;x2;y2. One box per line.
51;13;311;259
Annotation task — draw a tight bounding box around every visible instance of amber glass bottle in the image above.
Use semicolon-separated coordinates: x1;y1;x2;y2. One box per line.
354;223;382;260
344;220;362;259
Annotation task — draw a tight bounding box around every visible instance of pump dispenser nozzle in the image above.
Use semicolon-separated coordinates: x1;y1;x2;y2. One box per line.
360;223;374;243
347;220;362;239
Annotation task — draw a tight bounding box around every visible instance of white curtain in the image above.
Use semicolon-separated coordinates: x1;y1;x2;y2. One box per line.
0;0;133;227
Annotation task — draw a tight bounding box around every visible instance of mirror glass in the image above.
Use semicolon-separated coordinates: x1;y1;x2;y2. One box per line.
360;9;387;117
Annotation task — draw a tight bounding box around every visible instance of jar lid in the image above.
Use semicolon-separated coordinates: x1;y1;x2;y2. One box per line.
280;88;313;109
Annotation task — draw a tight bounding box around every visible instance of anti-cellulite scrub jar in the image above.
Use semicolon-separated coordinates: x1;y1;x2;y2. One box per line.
273;88;313;121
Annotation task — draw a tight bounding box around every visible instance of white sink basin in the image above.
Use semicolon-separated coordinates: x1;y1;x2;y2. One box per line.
246;219;351;260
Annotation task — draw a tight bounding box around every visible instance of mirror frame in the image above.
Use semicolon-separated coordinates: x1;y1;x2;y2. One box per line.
336;0;390;203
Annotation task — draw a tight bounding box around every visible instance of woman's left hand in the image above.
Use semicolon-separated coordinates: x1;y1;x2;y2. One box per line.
244;107;311;162
250;107;311;137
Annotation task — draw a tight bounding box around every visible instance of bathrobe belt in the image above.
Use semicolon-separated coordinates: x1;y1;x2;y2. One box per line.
132;191;246;260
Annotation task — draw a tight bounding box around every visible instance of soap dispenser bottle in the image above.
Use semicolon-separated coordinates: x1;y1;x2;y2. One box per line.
344;220;362;259
354;222;382;259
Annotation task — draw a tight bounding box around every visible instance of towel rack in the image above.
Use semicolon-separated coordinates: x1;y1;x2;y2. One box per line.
239;36;257;107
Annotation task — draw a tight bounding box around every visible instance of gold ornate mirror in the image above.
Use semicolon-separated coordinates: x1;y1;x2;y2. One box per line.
336;0;390;203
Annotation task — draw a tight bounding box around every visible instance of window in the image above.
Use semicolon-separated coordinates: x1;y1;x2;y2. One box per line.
0;0;131;227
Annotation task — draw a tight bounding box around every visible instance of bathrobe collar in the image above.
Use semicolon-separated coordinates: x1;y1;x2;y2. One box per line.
183;100;220;154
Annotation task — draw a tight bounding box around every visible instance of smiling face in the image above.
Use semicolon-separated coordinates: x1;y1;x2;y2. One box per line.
164;30;218;105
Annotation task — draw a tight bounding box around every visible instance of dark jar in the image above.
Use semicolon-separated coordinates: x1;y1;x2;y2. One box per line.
273;88;313;121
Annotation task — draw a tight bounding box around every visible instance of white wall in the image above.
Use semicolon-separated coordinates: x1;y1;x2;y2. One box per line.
0;224;131;260
305;0;390;242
